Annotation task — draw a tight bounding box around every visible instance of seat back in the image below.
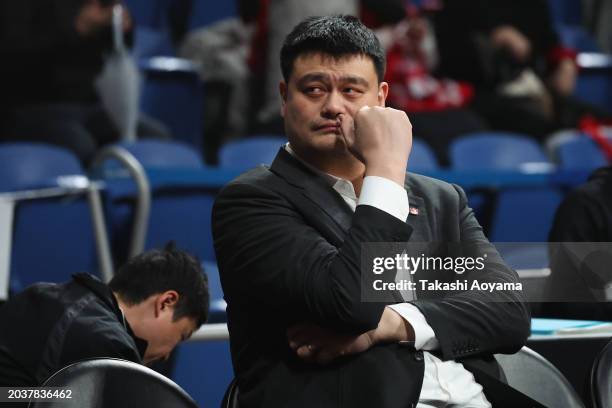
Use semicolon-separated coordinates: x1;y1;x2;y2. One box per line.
496;346;585;408
574;66;612;112
558;25;601;51
189;0;238;30
218;137;286;171
449;133;559;242
591;339;612;408
118;140;204;168
0;143;83;191
547;130;611;170
98;141;215;264
489;187;564;242
30;358;197;408
410;139;439;172
450;132;550;170
0;143;102;294
139;68;205;152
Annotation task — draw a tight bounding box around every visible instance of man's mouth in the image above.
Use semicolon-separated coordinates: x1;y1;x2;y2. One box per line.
313;122;340;133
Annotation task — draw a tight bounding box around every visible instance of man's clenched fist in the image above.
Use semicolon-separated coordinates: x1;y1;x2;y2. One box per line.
338;106;412;187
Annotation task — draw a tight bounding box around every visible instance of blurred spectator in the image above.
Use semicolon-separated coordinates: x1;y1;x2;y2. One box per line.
550;165;612;242
179;0;259;164
365;0;487;165
433;0;612;141
0;0;169;165
544;165;612;320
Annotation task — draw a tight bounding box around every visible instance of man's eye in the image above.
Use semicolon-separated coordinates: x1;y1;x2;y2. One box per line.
343;87;362;95
305;87;324;94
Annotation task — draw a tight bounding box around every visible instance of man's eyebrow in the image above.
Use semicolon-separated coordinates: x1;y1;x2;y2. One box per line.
296;73;330;86
296;73;370;88
340;76;370;87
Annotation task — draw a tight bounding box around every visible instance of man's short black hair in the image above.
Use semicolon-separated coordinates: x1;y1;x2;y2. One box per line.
109;242;209;327
281;15;386;82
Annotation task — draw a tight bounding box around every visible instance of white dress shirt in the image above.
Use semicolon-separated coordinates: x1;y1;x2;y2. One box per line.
285;145;491;408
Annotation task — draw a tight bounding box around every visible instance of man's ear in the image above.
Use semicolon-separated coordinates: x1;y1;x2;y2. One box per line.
155;290;179;316
279;81;288;117
378;81;389;107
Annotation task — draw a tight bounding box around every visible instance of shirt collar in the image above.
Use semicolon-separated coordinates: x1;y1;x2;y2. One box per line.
284;143;358;204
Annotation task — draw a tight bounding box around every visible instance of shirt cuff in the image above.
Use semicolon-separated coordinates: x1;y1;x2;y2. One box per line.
387;303;440;350
357;176;409;221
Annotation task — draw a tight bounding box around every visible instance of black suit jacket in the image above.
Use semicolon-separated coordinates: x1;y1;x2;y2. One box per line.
213;149;532;408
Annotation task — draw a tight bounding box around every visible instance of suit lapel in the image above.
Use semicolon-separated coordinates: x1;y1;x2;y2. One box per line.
269;150;432;242
270;149;353;237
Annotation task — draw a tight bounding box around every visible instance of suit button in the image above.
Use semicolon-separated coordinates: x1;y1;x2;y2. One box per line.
414;351;424;362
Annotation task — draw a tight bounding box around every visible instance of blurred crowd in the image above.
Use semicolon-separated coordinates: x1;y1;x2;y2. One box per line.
1;0;611;166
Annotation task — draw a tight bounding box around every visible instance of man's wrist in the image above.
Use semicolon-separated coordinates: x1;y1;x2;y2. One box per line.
364;161;407;188
372;307;415;344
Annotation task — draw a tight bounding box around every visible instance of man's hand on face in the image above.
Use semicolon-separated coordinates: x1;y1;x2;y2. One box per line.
287;307;415;365
338;106;412;187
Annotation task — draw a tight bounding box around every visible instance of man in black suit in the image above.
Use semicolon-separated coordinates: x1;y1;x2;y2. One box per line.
213;15;532;408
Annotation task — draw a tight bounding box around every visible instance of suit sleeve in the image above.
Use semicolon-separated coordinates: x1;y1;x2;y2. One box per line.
212;181;413;334
411;184;531;360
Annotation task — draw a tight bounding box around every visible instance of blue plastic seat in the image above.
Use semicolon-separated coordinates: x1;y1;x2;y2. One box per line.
574;55;612;112
0;143;83;192
547;0;582;27
139;60;204;153
557;25;600;52
449;132;560;242
0;143;102;294
123;0;172;28
133;27;176;58
218;136;287;171
188;0;238;30
450;132;550;171
548;130;611;170
97;140;216;265
410;139;439;172
172;339;234;408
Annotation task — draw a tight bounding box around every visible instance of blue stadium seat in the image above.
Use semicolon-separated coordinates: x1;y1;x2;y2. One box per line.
96;140;216;265
133;27;176;58
0;143;103;294
557;25;600;52
547;0;582;27
123;0;172;28
188;0;238;30
574;53;612;112
410;139;439;172
172;340;234;408
450;132;550;171
450;132;560;242
139;59;204;153
547;130;611;170
218;136;287;171
489;187;564;242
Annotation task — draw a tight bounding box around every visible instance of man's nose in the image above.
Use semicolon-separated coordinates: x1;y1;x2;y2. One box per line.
321;90;347;119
